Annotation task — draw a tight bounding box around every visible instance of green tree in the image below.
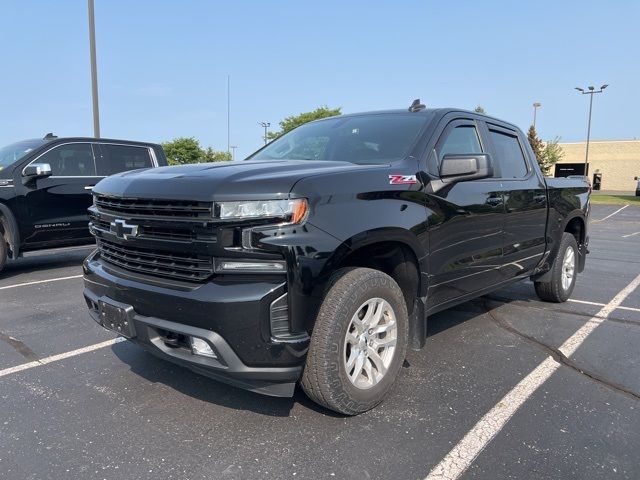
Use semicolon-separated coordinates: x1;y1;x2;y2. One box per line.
527;126;564;176
203;147;232;162
541;137;564;176
267;106;342;140
162;137;203;165
162;137;231;165
474;105;486;114
527;125;545;169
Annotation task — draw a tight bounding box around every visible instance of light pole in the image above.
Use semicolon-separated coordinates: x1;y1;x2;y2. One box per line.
230;145;237;160
88;0;100;137
532;102;541;128
227;75;230;153
575;84;608;176
258;121;270;145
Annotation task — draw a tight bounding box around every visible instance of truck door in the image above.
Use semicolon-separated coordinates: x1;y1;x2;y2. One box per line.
21;142;100;246
484;123;547;279
425;118;505;308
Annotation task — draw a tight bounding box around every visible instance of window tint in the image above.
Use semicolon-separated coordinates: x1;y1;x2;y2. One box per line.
98;144;153;176
488;130;528;178
38;143;97;176
439;125;482;158
268;136;330;161
250;114;428;165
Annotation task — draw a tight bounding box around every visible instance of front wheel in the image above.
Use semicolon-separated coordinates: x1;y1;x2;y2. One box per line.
534;232;579;303
301;267;408;415
0;235;7;274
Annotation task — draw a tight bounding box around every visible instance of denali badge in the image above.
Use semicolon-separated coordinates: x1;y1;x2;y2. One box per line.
389;174;417;185
110;219;139;240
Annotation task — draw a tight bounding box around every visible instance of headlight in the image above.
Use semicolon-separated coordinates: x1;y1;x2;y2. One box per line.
216;198;308;224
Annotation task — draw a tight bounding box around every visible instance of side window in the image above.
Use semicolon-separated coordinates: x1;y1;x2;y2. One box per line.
439;125;483;158
488;129;529;178
38;143;97;177
97;144;153;176
489;129;529;178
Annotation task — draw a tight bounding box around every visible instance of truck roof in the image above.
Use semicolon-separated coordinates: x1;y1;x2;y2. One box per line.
39;136;162;148
333;107;520;131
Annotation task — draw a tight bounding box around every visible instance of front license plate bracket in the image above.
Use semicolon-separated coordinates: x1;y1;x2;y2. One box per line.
98;297;136;338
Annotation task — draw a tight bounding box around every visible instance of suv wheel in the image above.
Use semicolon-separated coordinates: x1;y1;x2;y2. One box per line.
0;234;7;273
534;232;578;303
301;268;408;415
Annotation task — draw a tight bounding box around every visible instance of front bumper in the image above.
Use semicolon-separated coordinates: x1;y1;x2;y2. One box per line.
82;250;308;397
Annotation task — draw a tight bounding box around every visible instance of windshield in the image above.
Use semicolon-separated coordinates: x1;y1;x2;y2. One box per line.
0;139;45;172
249;114;428;164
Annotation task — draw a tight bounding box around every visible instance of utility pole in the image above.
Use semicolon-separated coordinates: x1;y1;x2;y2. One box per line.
575;84;609;176
532;102;541;128
227;75;230;153
88;0;100;137
258;121;270;145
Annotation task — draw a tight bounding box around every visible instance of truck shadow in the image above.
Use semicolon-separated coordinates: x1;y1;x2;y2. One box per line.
110;340;342;417
1;247;94;277
111;303;493;418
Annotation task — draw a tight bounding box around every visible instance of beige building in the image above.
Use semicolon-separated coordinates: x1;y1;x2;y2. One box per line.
555;140;640;191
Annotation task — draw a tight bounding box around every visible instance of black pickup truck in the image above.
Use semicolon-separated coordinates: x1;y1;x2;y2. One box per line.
0;136;167;272
83;105;590;415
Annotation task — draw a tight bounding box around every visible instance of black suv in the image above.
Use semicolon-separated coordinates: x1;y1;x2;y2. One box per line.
0;135;167;272
83;106;590;414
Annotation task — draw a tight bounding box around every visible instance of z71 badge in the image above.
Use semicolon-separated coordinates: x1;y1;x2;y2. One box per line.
388;174;417;185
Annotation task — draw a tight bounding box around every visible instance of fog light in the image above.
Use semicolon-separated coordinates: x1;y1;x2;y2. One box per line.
190;337;217;358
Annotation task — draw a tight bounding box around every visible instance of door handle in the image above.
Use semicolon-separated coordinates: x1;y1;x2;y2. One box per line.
84;185;95;191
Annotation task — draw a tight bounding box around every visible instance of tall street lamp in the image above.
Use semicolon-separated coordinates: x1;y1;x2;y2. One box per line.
532;102;541;128
88;0;100;137
258;121;270;145
575;84;609;176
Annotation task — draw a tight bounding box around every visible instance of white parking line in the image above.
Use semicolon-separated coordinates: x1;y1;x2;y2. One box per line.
425;272;640;480
0;337;125;379
568;298;640;314
593;204;628;222
622;231;640;238
0;275;83;291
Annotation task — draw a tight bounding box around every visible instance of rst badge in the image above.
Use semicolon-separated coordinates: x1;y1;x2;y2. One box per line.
389;174;417;185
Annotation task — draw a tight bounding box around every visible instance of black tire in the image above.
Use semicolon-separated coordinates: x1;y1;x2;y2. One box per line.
534;232;578;303
0;234;7;274
301;267;409;415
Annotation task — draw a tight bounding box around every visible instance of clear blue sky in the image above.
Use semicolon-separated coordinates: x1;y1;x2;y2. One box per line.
1;1;638;158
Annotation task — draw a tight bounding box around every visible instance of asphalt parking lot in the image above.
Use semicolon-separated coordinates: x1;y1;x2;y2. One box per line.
1;204;639;480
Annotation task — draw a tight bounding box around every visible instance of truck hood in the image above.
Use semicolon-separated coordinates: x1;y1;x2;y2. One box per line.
93;159;373;201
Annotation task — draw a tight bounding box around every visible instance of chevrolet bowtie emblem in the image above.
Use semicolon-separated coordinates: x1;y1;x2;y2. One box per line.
110;219;139;239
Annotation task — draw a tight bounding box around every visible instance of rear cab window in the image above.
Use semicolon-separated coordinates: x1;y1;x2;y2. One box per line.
486;126;529;179
97;144;154;176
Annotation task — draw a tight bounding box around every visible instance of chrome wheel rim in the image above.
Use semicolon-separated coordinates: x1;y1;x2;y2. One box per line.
561;246;576;291
343;298;398;390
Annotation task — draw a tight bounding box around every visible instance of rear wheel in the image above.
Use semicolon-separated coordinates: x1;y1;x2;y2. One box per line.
534;232;578;303
301;268;408;415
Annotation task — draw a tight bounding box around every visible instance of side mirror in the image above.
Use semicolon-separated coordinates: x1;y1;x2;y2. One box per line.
440;153;493;183
23;163;52;179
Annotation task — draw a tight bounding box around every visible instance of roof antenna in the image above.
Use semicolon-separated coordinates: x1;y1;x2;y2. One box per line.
408;99;426;112
43;133;58;140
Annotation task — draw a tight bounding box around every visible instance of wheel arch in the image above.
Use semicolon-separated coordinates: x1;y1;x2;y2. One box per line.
0;202;20;259
320;227;428;350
